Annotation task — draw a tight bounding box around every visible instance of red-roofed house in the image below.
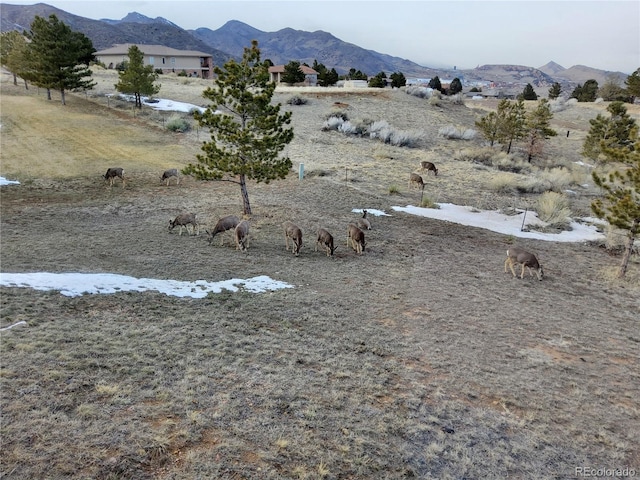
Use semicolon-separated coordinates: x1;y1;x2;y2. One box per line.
268;65;318;86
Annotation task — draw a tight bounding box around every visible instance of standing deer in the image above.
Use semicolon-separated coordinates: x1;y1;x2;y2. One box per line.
234;220;250;251
420;161;438;176
103;167;125;188
207;215;240;246
283;221;303;256
408;173;425;189
315;228;337;257
356;209;372;230
169;213;199;236
347;223;366;254
504;247;544;281
161;168;179;186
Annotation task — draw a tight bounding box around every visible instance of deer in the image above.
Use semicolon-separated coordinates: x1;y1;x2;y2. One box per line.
161;168;179;186
206;215;240;246
315;228;337;257
408;173;425;189
283;221;303;256
420;161;438;176
234;220;250;251
356;209;372;230
103;167;125;188
169;213;199;236
347;223;366;255
504;247;544;281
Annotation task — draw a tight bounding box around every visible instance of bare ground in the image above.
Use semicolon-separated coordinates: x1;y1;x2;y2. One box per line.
1;69;639;479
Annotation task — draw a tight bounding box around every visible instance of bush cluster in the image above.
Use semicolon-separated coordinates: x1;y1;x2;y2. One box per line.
165;114;190;132
287;95;308;106
322;115;421;147
439;125;477;140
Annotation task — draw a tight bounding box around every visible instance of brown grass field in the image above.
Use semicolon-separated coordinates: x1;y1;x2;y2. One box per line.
1;68;639;479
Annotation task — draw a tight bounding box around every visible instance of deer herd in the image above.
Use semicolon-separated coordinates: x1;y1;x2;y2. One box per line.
104;164;544;280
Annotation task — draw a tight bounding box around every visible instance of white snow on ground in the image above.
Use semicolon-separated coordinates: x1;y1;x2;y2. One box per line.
391;203;605;243
0;273;293;299
0;176;20;185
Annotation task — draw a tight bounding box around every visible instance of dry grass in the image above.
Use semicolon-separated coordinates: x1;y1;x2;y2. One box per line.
2;68;640;479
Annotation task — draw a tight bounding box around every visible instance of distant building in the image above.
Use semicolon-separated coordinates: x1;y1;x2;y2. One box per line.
268;65;318;86
95;44;213;79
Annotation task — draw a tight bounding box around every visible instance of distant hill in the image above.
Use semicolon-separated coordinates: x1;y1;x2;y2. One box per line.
0;3;629;86
0;3;234;65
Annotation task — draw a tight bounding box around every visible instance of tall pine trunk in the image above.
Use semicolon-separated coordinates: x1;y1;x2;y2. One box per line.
239;174;252;215
618;221;638;278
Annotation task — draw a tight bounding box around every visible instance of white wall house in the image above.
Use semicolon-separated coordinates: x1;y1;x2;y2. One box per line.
95;44;214;79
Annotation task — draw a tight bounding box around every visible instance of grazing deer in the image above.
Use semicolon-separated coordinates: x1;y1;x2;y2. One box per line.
408;173;425;189
206;215;240;246
347;223;366;254
504;247;544;281
283;221;303;256
161;168;179;186
103;167;125;187
315;228;337;257
356;209;372;230
420;161;438;176
235;220;250;251
169;213;199;236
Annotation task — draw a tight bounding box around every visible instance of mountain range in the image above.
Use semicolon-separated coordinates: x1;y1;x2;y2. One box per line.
0;2;630;88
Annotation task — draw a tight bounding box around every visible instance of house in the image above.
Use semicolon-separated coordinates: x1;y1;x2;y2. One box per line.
268;65;318;86
95;44;213;79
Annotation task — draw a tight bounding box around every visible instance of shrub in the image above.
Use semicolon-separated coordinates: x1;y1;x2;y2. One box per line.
538;167;573;192
177;69;188;77
165;114;190;132
388;184;400;194
326;109;348;121
287;95;308;106
420;197;440;208
439;125;476;140
322;116;345;131
536;191;572;229
405;86;432;98
489;172;519;193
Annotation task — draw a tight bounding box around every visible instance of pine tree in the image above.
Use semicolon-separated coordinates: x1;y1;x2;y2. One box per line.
449;77;462;95
475;99;526;152
368;71;386;88
591;126;640;278
521;83;538;100
583;101;637;163
624;68;640;102
115;45;160;108
390;72;406;88
548;82;562;99
183;41;294;215
524;98;557;162
572;79;599;102
428;76;442;92
0;31;29;87
282;61;305;84
25;14;96;105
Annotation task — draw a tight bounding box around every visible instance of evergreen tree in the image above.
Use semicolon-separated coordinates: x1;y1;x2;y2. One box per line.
368;71;386;88
25;14;96;105
475;98;526;152
183;41;294;215
572;79;599;102
548;82;562;99
0;30;29;87
591;126;640;278
449;77;462;95
521;83;538;100
624;68;640;102
282;61;305;84
115;45;160;108
583;101;637;163
324;68;339;86
390;71;406;88
523;98;557;162
428;76;442;92
345;68;367;80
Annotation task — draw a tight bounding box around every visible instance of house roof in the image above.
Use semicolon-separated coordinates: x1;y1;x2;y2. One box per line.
268;65;318;75
95;44;211;58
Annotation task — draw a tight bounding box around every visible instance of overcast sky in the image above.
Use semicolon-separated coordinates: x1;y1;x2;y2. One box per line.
5;1;639;72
